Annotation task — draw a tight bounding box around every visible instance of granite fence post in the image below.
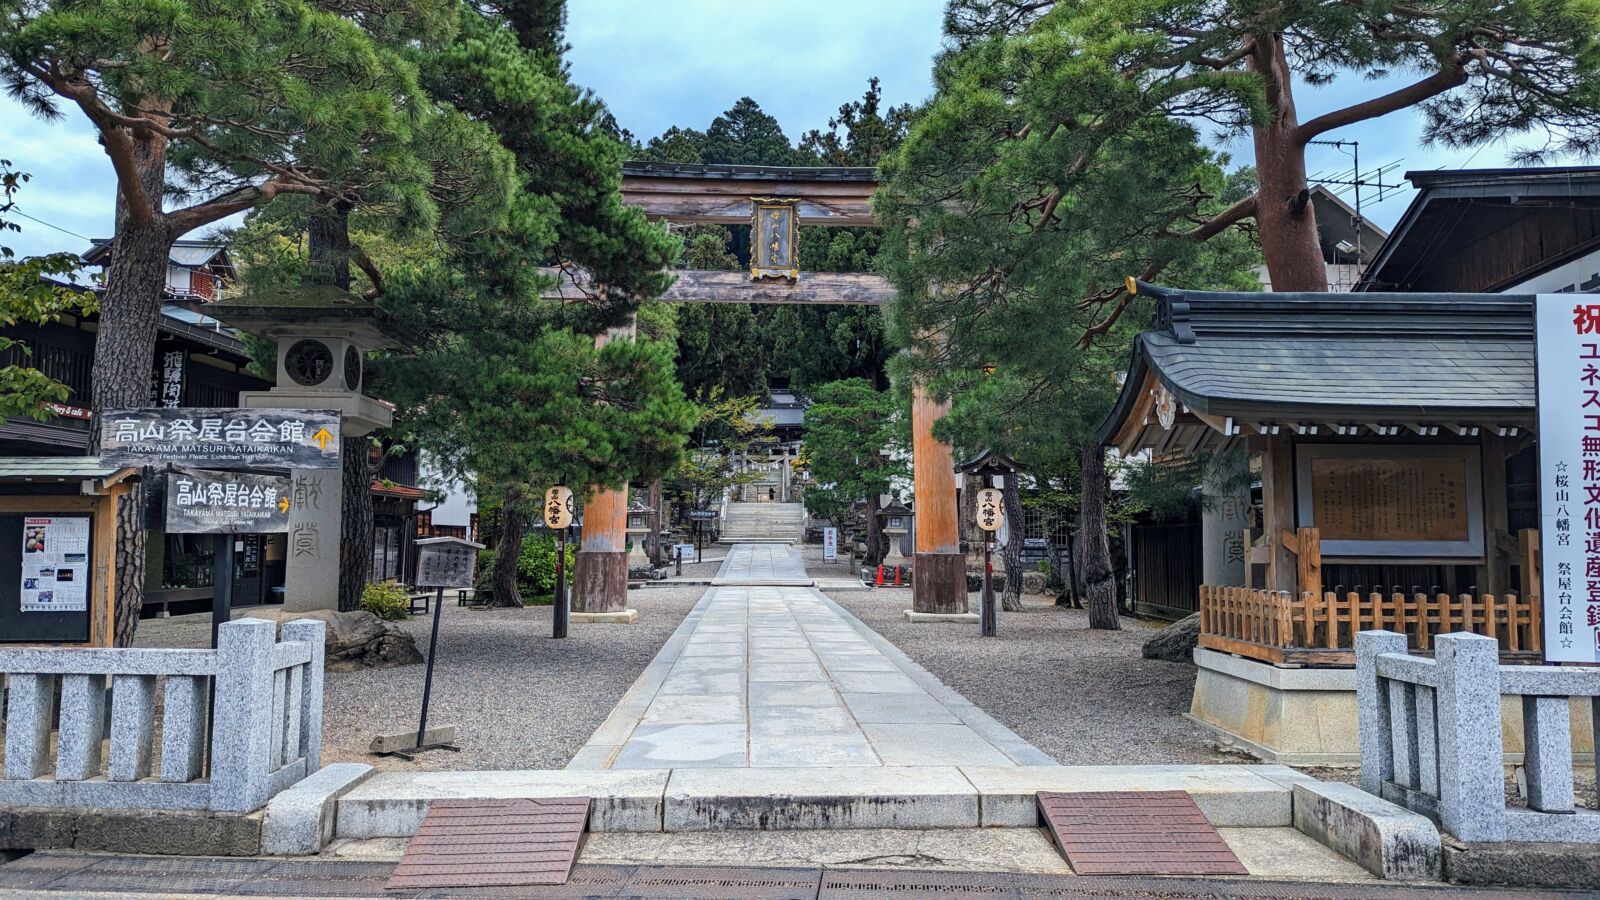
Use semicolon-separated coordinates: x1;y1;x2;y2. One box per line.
1356;630;1408;795
1521;695;1574;813
107;673;157;782
1433;633;1506;842
55;673;107;781
281;618;325;773
210;618;277;813
2;673;56;779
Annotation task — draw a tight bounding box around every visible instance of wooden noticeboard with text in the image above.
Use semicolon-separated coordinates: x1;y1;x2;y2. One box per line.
1294;444;1485;559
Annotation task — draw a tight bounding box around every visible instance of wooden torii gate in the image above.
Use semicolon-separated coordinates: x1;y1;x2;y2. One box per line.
543;162;966;619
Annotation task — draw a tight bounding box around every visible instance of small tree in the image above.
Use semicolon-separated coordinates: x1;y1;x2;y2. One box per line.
0;161;97;419
801;378;909;566
665;390;766;516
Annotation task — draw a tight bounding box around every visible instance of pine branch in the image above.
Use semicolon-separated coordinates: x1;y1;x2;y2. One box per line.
1294;60;1468;145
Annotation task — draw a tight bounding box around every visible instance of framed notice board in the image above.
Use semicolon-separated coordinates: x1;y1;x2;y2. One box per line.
1294;443;1484;559
0;512;94;643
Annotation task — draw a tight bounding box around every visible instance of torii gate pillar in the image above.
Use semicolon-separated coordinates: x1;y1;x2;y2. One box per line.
573;323;637;622
911;386;967;614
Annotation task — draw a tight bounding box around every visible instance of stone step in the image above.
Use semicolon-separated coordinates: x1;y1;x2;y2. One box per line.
334;765;1302;837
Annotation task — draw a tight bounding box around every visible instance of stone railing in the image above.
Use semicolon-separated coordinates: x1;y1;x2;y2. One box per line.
1357;630;1599;843
1;617;324;814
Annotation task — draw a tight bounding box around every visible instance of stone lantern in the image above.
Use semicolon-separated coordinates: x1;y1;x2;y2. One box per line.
209;289;412;611
626;497;655;571
878;499;913;568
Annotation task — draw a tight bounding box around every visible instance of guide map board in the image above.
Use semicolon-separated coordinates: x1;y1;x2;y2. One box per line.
100;408;342;470
0;513;92;642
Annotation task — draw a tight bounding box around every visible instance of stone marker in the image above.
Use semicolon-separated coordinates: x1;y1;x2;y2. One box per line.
370;725;458;755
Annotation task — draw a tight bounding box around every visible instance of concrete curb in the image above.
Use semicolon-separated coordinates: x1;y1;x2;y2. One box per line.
1291;780;1442;881
333;763;1304;837
260;763;375;856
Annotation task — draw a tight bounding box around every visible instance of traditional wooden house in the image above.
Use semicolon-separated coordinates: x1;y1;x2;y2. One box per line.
1099;281;1549;763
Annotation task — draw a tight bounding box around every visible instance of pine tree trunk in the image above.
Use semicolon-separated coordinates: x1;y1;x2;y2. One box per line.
337;439;374;611
865;492;884;567
1248;33;1328;292
492;485;529;607
1078;446;1120;630
999;474;1025;612
93;124;173;647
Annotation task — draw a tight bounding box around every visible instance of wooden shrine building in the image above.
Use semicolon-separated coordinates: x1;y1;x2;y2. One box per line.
1097;282;1556;763
1101;283;1541;663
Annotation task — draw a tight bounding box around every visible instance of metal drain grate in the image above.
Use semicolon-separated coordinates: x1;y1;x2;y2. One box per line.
385;796;590;891
1036;790;1249;877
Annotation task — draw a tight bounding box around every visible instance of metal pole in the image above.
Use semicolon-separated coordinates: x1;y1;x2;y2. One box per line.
210;533;235;649
553;527;568;639
982;537;996;637
415;585;445;749
696;521;703;564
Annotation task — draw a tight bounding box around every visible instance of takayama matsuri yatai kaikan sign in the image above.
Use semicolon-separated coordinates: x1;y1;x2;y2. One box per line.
99;408;342;470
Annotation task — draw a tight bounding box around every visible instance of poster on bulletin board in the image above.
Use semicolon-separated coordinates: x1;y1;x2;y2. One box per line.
19;516;90;613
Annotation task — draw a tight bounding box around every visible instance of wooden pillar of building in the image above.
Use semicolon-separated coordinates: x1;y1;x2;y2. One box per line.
911;385;966;613
1479;433;1511;596
1256;434;1298;593
573;322;635;615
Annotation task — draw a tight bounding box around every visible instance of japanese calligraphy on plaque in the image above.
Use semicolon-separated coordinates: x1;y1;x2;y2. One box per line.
976;487;1005;533
100;408;342;469
1294;444;1483;559
414;537;483;588
1535;295;1600;663
749;198;799;282
164;467;292;534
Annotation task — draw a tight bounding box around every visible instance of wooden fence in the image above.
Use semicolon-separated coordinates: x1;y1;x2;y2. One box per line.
1198;585;1543;666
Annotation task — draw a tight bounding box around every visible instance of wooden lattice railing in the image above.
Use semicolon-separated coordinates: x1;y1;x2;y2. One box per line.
1198;586;1543;666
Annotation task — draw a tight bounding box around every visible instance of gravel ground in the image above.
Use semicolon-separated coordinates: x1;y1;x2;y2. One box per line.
135;584;706;771
823;583;1230;766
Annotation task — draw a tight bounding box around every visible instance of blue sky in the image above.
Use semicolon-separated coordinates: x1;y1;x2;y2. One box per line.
0;0;1548;261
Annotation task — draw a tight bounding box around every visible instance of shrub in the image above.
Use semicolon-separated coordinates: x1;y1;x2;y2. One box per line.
472;534;577;602
361;581;411;621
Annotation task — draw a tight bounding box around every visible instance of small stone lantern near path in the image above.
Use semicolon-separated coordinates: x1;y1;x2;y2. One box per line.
626;497;656;576
878;499;913;587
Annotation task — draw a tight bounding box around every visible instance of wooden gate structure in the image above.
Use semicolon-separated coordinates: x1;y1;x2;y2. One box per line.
541;162;967;616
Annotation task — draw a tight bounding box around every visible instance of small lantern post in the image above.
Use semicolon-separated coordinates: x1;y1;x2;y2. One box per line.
958;449;1024;637
544;486;574;638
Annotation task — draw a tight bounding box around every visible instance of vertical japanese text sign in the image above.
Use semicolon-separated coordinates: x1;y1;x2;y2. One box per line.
1535;295;1600;662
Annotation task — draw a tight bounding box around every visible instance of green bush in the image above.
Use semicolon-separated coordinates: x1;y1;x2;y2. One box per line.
361;581;411;621
471;533;576;603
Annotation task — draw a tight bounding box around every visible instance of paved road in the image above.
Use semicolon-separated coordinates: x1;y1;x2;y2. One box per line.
573;544;1050;769
0;852;1578;898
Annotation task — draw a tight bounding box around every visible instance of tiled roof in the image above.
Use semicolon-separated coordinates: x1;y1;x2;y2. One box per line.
1099;289;1537;441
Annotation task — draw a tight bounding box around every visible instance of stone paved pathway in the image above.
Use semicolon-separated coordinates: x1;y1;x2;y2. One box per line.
569;544;1052;770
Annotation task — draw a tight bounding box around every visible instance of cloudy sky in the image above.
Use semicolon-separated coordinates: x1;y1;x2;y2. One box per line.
0;0;1543;261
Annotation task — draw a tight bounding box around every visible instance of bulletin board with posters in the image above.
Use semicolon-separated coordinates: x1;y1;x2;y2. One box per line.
0;511;95;643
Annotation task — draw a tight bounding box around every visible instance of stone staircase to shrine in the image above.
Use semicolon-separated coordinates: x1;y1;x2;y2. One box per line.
720;502;805;543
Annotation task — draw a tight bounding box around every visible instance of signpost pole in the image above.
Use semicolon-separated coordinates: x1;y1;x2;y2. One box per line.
982;537;996;638
210;534;235;649
415;584;446;752
695;521;703;564
553;527;569;639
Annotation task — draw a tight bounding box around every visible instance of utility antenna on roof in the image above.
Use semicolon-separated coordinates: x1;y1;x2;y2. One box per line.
1307;140;1405;263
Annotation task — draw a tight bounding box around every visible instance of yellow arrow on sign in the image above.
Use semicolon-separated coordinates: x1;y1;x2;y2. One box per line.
278;496;291;514
311;427;333;450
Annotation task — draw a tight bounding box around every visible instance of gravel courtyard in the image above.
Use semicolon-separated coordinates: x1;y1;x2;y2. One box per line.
137;584;705;771
825;587;1230;766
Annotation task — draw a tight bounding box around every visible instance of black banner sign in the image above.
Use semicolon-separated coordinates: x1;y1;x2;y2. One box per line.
164;468;293;534
100;408;341;469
